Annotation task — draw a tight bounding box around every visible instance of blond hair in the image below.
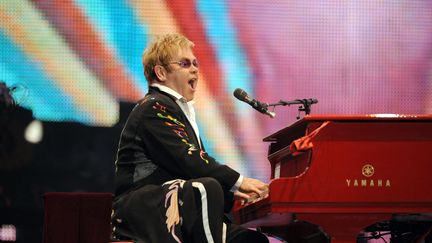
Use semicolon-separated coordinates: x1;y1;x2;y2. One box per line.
142;33;194;83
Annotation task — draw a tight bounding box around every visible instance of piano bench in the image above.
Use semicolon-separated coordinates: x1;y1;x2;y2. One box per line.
43;192;113;243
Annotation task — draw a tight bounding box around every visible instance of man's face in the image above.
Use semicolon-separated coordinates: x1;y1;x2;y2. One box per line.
163;48;199;101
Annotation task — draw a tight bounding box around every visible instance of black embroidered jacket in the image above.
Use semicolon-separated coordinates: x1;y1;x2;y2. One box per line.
114;87;240;198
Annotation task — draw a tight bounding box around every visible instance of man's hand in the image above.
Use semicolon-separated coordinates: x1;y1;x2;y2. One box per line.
234;177;269;204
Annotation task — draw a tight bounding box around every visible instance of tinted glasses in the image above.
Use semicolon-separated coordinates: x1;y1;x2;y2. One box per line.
167;58;199;69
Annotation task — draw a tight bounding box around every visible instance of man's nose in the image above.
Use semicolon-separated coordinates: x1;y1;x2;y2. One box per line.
190;65;198;73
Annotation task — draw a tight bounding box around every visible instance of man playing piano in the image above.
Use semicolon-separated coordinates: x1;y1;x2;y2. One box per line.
111;33;269;243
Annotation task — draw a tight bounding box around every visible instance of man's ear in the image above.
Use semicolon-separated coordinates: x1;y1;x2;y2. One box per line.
154;65;167;82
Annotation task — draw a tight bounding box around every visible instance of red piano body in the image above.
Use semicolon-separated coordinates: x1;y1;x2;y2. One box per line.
232;115;432;243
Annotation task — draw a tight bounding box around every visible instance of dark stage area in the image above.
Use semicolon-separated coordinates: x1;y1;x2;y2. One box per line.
0;103;134;243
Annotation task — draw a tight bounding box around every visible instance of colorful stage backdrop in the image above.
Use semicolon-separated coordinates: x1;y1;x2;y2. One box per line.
1;0;432;181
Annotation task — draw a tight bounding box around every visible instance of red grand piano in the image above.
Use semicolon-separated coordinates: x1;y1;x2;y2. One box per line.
232;115;432;243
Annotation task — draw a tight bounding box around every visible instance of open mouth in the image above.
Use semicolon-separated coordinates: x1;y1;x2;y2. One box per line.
188;78;197;90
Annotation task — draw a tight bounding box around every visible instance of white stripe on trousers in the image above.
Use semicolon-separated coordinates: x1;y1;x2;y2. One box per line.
222;222;227;243
192;182;226;243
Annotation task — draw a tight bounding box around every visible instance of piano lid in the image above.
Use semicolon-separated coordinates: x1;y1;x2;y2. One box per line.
263;114;432;142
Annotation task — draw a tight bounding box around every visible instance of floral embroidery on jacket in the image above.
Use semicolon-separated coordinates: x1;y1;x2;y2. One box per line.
200;150;209;164
153;101;167;112
173;127;188;139
153;101;208;161
157;113;186;127
181;139;198;154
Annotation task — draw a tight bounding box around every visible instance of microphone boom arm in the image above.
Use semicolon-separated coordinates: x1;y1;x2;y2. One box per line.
268;98;318;116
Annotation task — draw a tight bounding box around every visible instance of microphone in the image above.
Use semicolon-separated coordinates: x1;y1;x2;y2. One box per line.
233;88;275;118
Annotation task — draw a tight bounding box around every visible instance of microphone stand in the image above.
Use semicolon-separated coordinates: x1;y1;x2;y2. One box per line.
267;99;318;119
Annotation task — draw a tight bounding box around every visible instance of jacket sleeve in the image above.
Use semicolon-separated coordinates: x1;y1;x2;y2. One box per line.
136;98;240;192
